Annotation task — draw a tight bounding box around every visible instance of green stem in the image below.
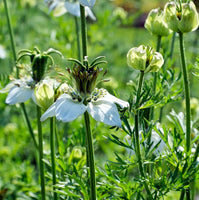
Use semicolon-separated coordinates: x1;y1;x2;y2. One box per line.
150;35;161;121
80;5;96;199
179;32;191;153
135;71;152;199
80;5;87;62
37;106;46;200
50;117;57;200
179;190;185;200
179;32;191;200
84;112;96;200
3;0;38;150
21;103;38;150
3;0;18;77
74;16;81;60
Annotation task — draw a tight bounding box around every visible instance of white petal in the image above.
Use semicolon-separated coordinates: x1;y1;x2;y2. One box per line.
64;2;80;17
40;103;56;121
53;2;67;17
0;82;15;93
85;7;96;20
6;86;33;105
79;0;96;7
87;100;122;127
100;91;129;108
55;94;86;122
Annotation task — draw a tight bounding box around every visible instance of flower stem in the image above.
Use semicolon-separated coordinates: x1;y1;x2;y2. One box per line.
37;106;46;200
80;5;87;62
135;71;152;199
179;32;191;200
3;0;38;150
74;16;81;60
80;5;96;199
84;111;96;200
21;103;38;150
50;117;57;200
179;32;191;153
150;35;161;121
3;0;18;76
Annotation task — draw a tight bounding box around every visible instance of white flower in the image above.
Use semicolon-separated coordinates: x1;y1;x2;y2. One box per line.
45;0;96;20
0;77;35;105
41;88;129;127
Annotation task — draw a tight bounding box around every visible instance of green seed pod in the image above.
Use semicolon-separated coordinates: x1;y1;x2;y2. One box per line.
34;81;54;111
164;1;199;33
145;8;172;36
127;45;164;73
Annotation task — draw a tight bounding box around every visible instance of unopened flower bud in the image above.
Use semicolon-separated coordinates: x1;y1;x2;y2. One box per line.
35;81;54;111
145;8;172;36
164;1;199;33
127;45;164;73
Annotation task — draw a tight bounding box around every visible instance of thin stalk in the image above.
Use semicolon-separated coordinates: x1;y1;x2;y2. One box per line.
80;5;87;62
50;117;57;200
3;0;38;150
159;32;176;122
74;16;81;60
80;5;96;199
135;71;152;199
3;0;17;75
150;35;161;121
179;190;185;200
84;112;96;200
21;103;38;150
179;32;191;200
37;106;46;200
179;32;191;153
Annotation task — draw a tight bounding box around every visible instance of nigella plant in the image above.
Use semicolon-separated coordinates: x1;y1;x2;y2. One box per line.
40;56;129;199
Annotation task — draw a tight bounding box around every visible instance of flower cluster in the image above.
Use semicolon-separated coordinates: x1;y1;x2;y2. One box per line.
145;1;199;35
127;45;164;73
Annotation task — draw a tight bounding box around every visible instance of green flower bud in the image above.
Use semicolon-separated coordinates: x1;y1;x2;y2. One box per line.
145;8;172;36
164;1;199;33
35;81;54;111
127;45;164;73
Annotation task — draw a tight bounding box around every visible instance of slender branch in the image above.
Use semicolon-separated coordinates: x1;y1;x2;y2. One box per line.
135;71;152;199
37;106;46;200
50;117;57;200
84;112;96;200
